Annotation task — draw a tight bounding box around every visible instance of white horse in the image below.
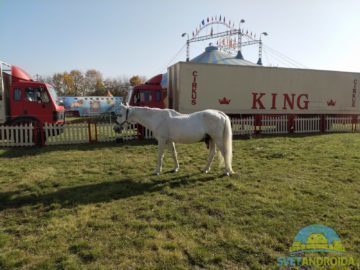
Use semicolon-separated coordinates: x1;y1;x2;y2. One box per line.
114;104;234;176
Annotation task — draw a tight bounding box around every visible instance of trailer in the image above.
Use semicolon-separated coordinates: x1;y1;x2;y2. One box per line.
166;62;359;116
60;96;123;117
129;62;359;117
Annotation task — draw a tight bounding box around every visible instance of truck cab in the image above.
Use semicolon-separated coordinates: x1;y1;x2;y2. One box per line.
0;62;65;126
129;74;167;108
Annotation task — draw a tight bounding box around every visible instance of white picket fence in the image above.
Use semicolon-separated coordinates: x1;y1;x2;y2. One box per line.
44;123;88;145
261;115;288;134
231;117;254;135
107;123;140;141
325;116;354;133
0;124;35;147
294;116;321;134
1;115;359;147
97;122;117;142
43;122;142;145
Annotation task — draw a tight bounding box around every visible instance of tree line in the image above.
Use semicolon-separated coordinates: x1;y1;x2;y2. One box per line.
41;70;146;98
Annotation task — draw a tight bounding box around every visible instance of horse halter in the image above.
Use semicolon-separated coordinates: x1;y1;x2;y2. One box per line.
116;108;130;126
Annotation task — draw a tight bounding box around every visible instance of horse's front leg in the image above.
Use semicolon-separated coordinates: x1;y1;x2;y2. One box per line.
168;142;179;173
154;140;165;175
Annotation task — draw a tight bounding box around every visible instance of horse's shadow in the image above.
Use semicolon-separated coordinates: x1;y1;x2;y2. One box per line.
0;173;218;211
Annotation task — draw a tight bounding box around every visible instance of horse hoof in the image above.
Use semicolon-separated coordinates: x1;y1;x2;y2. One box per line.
172;168;179;173
153;172;160;176
224;172;230;177
204;170;209;174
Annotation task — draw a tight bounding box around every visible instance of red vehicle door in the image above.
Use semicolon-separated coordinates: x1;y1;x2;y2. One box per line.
10;85;53;123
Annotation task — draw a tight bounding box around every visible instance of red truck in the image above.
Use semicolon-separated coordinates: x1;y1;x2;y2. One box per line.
0;61;65;142
129;74;167;108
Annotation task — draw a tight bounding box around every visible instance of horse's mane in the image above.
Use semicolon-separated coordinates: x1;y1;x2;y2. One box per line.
132;106;183;116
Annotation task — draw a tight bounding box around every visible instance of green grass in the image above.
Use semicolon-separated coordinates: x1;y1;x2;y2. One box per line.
0;134;359;269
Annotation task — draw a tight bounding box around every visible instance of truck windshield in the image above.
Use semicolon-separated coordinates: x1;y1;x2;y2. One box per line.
47;85;60;105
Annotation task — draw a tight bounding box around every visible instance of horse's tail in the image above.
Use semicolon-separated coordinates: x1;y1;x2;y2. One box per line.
221;112;234;173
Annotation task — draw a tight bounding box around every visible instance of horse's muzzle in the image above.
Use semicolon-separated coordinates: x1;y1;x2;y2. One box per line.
113;125;122;133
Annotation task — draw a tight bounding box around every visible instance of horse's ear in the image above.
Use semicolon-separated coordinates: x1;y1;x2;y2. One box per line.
121;101;129;107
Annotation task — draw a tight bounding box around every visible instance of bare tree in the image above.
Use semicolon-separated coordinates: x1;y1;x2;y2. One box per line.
129;75;145;86
70;70;86;96
43;70;146;98
84;69;103;96
50;73;66;95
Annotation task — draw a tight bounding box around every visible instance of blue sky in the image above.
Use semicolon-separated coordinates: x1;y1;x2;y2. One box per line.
1;0;359;79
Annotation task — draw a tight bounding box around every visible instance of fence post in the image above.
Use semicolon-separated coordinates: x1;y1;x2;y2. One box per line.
32;122;44;146
88;122;92;143
254;115;261;135
288;115;295;134
137;124;144;140
352;115;357;132
94;123;98;143
320;115;326;133
39;123;45;146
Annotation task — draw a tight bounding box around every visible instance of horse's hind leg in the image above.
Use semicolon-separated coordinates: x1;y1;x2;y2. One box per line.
154;139;166;175
168;142;179;173
203;139;216;173
214;138;231;176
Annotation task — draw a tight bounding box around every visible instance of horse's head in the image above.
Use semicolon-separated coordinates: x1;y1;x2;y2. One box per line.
113;103;129;133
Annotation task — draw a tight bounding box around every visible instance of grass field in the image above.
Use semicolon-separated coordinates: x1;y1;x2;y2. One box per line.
0;134;359;269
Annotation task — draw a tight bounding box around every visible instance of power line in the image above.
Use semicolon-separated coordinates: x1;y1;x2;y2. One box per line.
264;49;294;67
263;50;272;67
263;44;307;68
166;43;187;66
154;43;186;75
